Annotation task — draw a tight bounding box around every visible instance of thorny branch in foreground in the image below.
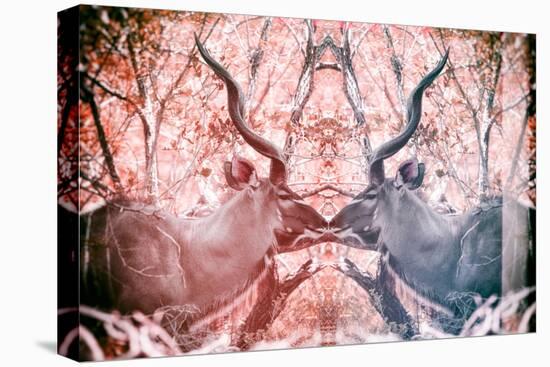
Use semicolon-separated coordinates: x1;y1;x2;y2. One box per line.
333;258;535;340
59;259;326;359
60;279;535;360
58;306;182;360
420;287;536;339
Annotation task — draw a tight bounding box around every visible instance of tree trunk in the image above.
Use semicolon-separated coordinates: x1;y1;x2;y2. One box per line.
383;26;407;122
142;98;160;205
477;37;502;202
525;34;536;205
289;20;317;125
234;260;322;350
127;32;161;205
335;258;418;339
246;18;272;112
81;84;122;191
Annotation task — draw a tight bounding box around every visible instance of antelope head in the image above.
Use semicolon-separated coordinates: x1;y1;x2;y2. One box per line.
330;51;449;252
196;36;328;252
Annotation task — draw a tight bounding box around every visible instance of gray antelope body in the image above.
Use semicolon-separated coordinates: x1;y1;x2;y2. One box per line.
331;51;534;318
82;37;326;317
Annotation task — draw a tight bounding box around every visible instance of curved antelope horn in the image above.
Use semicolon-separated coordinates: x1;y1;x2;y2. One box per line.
195;34;287;185
369;50;449;185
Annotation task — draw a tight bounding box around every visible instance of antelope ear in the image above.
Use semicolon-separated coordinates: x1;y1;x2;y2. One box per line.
224;156;258;190
395;158;425;190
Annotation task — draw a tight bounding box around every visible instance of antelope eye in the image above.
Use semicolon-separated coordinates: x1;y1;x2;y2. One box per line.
364;191;377;200
278;193;294;200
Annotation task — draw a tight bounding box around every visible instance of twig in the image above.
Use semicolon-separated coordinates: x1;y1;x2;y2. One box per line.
155;225;187;288
300;184;356;198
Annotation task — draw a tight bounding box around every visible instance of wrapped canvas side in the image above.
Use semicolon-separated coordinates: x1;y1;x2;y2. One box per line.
57;5;81;361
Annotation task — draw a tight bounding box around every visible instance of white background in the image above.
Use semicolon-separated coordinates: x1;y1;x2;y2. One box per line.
0;0;547;365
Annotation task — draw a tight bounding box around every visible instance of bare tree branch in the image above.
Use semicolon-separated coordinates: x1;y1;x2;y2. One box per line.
80;84;122;190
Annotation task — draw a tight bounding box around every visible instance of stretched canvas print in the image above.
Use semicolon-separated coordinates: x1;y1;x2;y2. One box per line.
57;4;536;361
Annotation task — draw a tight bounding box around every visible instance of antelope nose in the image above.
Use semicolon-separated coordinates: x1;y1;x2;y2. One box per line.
330;200;364;231
329;204;361;231
329;211;347;231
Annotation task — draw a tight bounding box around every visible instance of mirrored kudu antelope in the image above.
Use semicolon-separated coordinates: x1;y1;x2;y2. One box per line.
330;51;535;321
82;36;327;320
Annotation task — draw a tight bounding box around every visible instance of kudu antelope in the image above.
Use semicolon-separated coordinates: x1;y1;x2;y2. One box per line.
330;50;535;320
82;36;327;318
